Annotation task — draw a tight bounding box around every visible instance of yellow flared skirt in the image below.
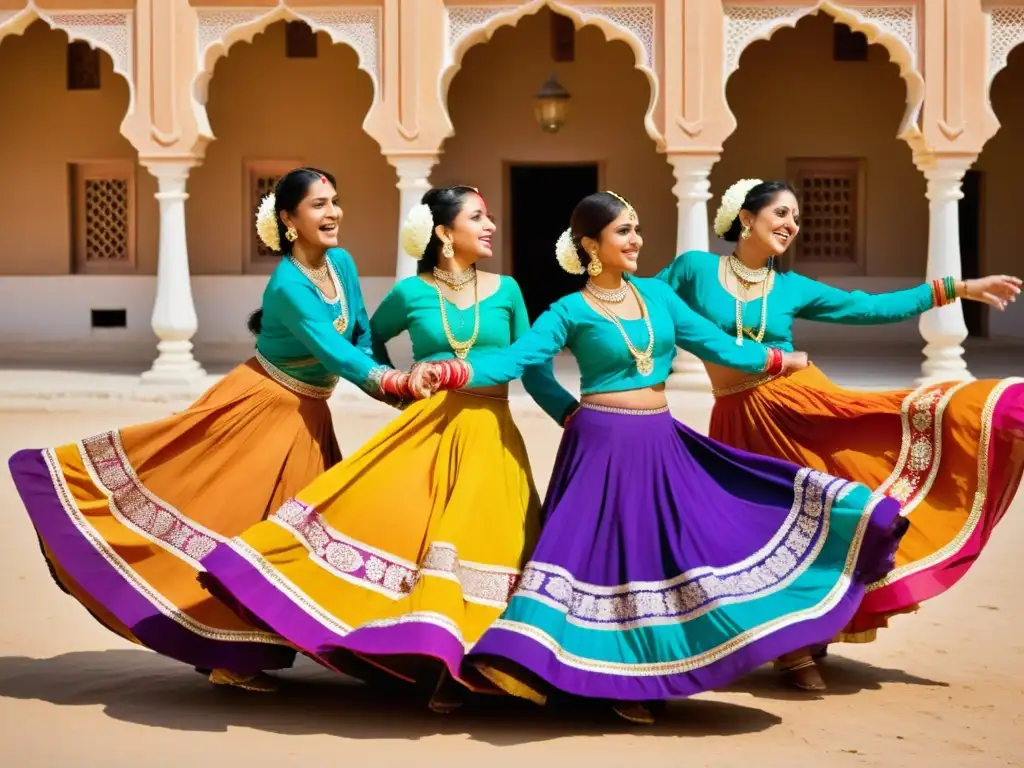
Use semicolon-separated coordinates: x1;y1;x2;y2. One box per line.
200;389;542;690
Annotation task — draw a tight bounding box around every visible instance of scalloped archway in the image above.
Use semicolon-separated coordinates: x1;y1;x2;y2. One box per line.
0;2;135;130
191;2;381;134
441;1;663;147
723;2;924;149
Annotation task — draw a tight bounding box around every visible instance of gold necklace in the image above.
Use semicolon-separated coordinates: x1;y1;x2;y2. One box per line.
591;282;655;376
433;265;477;291
290;256;348;335
289;255;330;283
728;254;769;284
436;278;480;359
584;279;629;303
726;257;771;347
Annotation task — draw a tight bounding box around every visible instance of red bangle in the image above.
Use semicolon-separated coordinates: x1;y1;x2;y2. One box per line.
765;348;784;376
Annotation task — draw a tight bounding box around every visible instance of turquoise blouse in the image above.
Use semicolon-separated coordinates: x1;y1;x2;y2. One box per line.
255;248;385;391
656;250;937;352
370;275;578;424
467;277;772;394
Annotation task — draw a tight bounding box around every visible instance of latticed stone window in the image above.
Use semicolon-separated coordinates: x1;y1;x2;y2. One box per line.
245;161;301;273
71;161;135;274
786;158;866;275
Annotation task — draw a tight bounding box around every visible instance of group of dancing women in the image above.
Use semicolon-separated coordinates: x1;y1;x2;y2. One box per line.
10;167;1023;725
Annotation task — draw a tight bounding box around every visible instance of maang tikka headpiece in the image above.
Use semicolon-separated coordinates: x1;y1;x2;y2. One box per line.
605;190;637;221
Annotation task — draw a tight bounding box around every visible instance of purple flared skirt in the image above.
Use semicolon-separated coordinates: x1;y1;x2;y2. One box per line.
465;403;906;702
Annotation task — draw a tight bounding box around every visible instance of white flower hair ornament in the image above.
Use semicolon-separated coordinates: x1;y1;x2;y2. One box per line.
555;227;586;275
400;203;435;259
713;178;763;238
255;193;281;252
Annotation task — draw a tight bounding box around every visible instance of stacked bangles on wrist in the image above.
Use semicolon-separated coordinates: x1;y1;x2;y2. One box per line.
764;347;784;376
432;359;471;390
931;276;958;307
379;369;414;399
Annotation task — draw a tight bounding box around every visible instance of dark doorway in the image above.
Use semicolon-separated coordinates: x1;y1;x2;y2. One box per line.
959;169;986;338
509;163;599;320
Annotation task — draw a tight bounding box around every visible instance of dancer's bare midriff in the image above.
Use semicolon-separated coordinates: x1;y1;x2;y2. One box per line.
582;382;668;411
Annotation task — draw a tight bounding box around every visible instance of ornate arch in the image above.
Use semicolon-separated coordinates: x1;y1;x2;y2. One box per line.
987;6;1024;91
0;2;135;118
722;2;924;147
192;3;381;107
440;2;663;146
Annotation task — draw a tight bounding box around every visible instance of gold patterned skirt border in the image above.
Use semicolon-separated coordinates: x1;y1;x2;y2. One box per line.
255;351;337;399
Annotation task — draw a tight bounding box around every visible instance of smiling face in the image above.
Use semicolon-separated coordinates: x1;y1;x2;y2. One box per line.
280;178;342;250
583;207;643;274
739;189;800;257
438;192;495;262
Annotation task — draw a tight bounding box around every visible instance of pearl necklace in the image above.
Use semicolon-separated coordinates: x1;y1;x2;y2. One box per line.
726;255;770;347
433;265;477;291
584;278;629;304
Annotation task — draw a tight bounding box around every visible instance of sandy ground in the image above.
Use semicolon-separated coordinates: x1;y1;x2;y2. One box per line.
0;400;1021;768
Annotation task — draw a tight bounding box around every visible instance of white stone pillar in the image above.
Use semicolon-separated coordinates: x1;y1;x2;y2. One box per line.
140;162;206;385
665;153;719;391
387;154;438;282
916;156;974;385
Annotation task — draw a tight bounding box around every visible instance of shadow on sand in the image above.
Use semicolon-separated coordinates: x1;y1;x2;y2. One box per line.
0;649;782;744
725;653;949;702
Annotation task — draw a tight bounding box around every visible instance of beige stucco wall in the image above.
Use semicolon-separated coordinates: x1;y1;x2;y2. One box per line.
0;21;159;276
975;46;1024;280
435;9;676;276
186;22;397;276
711;13;926;278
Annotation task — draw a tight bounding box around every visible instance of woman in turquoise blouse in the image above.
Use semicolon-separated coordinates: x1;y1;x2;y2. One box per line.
8;168;435;694
200;185;579;714
656;178;1024;691
441;192;907;725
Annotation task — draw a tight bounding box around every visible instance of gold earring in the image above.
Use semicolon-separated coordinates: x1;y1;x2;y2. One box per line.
442;241;455;259
285;226;298;243
587;254;603;276
740;224;751;240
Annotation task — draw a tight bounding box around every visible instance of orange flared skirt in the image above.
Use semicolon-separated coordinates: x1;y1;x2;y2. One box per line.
8;358;342;673
709;365;1024;642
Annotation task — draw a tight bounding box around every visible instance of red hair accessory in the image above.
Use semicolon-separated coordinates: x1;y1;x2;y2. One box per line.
319;175;327;184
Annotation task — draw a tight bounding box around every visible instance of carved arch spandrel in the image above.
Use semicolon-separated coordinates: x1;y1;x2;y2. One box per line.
720;2;925;152
440;1;665;148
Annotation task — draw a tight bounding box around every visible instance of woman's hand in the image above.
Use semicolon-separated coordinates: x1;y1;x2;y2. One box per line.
781;351;809;376
960;276;1021;310
408;362;442;399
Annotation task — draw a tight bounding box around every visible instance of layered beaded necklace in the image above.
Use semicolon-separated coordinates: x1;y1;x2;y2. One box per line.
589;281;655;376
290;255;349;335
726;254;771;346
